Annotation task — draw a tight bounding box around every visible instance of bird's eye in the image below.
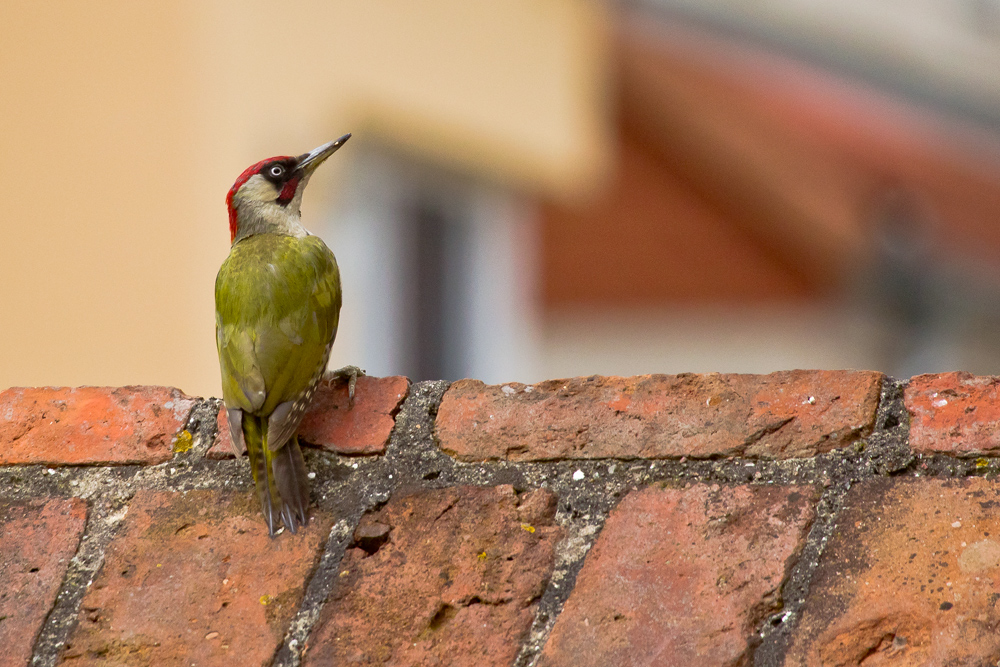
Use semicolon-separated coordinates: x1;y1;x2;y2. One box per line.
269;165;285;178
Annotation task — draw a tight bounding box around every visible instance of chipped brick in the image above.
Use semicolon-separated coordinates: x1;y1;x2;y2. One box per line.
785;477;1000;666
0;386;195;466
60;490;331;666
208;375;408;459
538;483;816;667
437;371;882;461
906;371;1000;456
0;498;87;667
305;485;561;666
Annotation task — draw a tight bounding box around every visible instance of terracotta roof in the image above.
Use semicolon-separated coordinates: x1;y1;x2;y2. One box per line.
542;16;1000;307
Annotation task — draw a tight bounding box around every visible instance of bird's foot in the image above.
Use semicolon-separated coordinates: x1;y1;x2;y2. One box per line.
323;365;366;407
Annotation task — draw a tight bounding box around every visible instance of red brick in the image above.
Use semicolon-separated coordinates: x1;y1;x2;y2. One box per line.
305;485;561;666
537;483;816;667
437;371;882;461
784;477;1000;665
0;498;88;667
60;490;332;666
208;375;408;459
0;386;195;466
208;406;238;459
905;371;1000;456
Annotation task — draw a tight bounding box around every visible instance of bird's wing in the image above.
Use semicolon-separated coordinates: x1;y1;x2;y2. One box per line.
215;234;342;441
216;323;266;413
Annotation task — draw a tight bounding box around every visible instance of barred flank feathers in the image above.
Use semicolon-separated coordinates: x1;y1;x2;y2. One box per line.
243;414;284;535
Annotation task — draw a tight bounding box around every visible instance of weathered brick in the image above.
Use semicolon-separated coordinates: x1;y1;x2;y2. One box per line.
0;498;88;667
537;483;815;667
905;371;1000;456
60;490;332;666
208;406;238;459
305;485;561;666
437;371;882;461
0;386;195;465
208;375;408;459
785;477;1000;666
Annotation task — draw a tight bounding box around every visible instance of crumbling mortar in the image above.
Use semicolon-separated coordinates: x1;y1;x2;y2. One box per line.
179;396;224;459
514;492;613;667
12;375;1000;666
271;380;445;667
29;494;132;666
271;508;374;666
751;375;912;667
268;458;394;667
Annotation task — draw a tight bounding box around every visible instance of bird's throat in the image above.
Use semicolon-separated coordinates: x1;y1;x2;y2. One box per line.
232;202;308;244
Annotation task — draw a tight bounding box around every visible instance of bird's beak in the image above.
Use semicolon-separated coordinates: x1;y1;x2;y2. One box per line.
296;133;351;176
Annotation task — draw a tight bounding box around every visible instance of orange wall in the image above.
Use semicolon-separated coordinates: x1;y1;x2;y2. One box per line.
0;1;611;397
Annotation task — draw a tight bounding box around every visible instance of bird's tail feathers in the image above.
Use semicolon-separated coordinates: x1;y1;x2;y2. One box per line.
243;414;307;535
273;436;310;531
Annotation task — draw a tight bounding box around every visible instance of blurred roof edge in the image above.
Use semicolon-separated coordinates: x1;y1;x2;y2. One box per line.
309;1;619;201
541;4;1000;307
340;93;614;200
637;0;1000;132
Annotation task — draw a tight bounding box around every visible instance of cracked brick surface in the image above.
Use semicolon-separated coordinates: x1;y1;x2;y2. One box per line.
59;490;332;666
537;483;816;667
906;371;1000;456
208;375;409;459
0;386;194;465
0;498;87;667
437;371;882;461
305;485;561;666
11;372;1000;667
785;477;1000;666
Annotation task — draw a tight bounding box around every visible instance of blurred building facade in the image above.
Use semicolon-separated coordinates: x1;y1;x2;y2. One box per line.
0;1;610;396
531;4;1000;381
6;0;1000;395
336;0;1000;382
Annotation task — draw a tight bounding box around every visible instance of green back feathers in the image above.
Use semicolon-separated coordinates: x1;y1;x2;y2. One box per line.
215;233;342;416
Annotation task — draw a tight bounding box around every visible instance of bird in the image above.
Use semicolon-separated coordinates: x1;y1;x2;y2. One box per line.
215;134;356;535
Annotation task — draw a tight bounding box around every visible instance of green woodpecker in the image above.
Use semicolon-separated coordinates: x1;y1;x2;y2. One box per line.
216;134;351;535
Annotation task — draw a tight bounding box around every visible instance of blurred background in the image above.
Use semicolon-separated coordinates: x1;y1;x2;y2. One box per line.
6;0;1000;398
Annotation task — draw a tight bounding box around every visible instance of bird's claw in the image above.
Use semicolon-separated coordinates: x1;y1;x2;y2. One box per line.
324;365;366;407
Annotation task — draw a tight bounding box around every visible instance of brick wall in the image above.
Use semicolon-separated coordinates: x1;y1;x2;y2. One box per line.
2;370;999;666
